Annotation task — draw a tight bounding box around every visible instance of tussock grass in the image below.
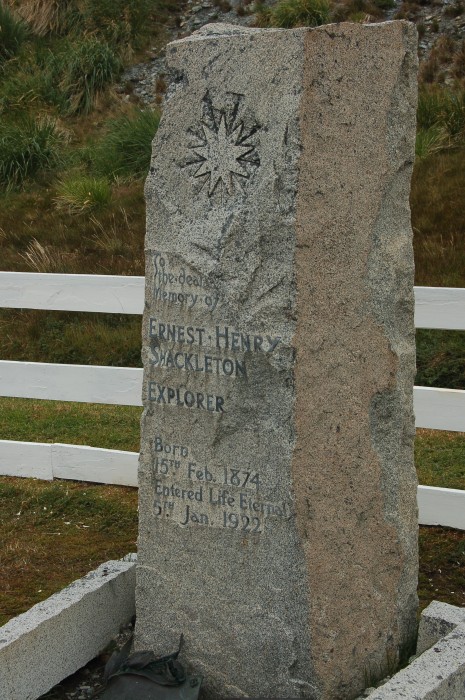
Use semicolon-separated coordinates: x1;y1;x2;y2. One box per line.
271;0;331;26
90;109;160;180
422;87;465;136
80;0;154;51
6;0;154;49
55;175;112;213
90;207;136;257
19;238;79;273
0;3;28;61
0;116;64;189
44;38;121;116
0;63;43;114
415;126;448;160
257;0;331;26
7;0;75;36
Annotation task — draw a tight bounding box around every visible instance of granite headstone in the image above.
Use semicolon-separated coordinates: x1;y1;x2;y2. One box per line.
136;22;419;700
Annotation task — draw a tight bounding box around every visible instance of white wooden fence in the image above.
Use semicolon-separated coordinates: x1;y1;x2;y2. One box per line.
1;272;465;528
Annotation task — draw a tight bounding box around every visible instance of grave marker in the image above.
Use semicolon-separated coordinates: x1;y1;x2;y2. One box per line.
137;22;419;699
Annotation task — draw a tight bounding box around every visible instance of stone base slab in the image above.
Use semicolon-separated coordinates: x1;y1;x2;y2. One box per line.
1;579;463;700
365;601;465;700
0;556;136;700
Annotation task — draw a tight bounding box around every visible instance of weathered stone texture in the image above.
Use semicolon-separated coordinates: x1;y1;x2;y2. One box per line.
136;22;418;699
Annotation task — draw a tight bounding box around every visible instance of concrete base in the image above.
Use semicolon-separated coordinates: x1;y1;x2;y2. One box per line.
0;555;136;700
1;574;464;700
366;601;465;700
416;600;465;656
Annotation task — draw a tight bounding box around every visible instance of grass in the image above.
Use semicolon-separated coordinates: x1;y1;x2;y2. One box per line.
416;429;465;489
80;0;155;51
415;126;447;160
10;0;76;37
0;116;64;190
417;86;465;139
7;0;162;51
0;398;141;451
0;4;29;62
412;148;465;288
44;38;122;116
0;184;145;275
55;175;112;213
416;330;465;390
418;526;465;610
0;477;138;627
257;0;331;26
90;109;161;180
0;312;142;366
271;0;331;26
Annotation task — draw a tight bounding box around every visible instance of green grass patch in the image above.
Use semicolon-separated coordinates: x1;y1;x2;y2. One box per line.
0;398;141;451
0;4;29;62
416;429;465;490
257;0;331;26
0;311;142;366
90;109;160;180
55;175;112;213
417;86;465;139
0;477;138;626
0;116;64;190
3;397;464;491
416;329;465;390
415;126;448;160
44;38;122;115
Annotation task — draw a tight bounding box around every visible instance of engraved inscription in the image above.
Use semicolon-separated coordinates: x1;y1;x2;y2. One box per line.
151;435;290;533
148;382;225;412
148;253;284;413
153;253;219;312
148;250;289;533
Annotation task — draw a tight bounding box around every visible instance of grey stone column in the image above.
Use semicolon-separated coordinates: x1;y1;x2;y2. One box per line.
136;22;418;700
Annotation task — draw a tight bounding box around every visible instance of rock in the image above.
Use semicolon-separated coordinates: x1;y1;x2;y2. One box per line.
137;21;419;700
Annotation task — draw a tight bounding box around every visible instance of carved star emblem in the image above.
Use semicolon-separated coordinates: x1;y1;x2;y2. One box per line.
188;114;258;196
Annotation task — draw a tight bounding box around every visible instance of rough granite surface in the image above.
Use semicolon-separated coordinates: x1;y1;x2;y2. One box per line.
136;22;419;700
416;600;465;656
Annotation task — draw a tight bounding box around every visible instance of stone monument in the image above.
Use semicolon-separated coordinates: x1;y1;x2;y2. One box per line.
136;22;419;699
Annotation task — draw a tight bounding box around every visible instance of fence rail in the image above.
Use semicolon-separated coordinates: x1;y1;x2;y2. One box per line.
1;360;465;431
0;272;144;314
0;361;142;406
0;440;138;486
1;272;465;329
1;272;464;529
